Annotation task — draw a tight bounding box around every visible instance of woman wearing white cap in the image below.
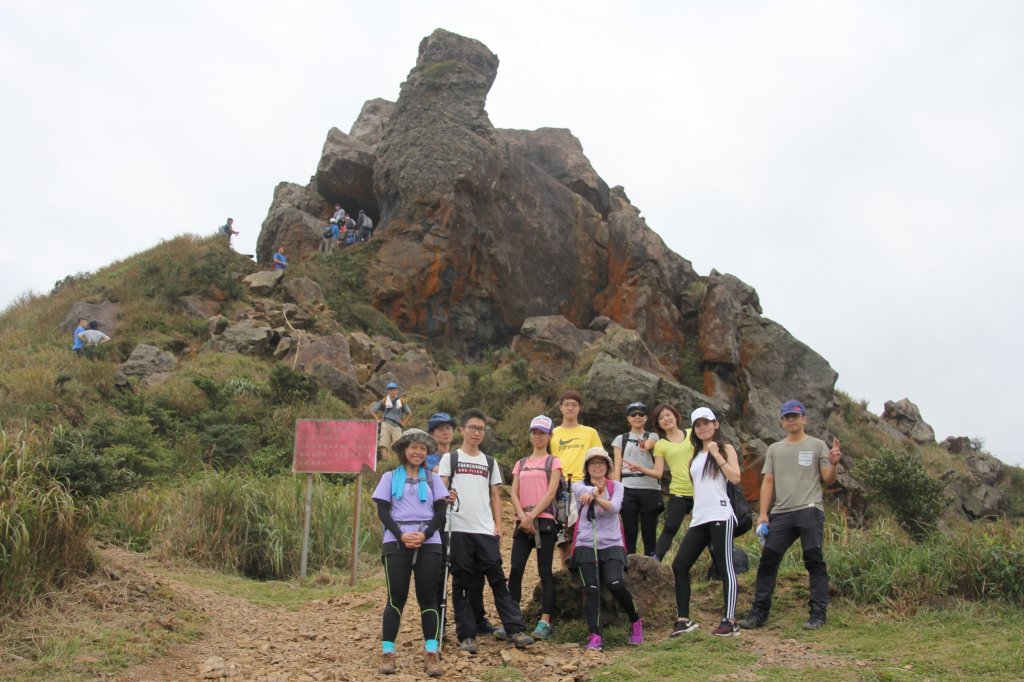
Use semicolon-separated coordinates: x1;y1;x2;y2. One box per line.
572;447;645;651
507;415;563;640
669;407;742;638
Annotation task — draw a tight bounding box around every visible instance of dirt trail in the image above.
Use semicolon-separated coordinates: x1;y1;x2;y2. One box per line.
102;500;845;682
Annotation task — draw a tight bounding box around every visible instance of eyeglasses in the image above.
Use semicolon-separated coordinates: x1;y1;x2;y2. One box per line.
627;412;647;418
462;425;486;433
781;414;803;421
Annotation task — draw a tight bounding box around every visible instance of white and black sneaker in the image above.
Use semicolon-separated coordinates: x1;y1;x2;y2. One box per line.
670;618;700;637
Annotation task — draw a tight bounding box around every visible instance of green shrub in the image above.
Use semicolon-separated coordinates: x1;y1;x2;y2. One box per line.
1;430;93;615
858;448;951;539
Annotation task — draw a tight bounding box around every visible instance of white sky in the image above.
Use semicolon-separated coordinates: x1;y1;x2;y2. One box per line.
2;1;1022;466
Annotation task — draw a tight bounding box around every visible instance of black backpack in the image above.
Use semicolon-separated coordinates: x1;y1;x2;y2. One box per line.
448;450;497;512
727;481;752;535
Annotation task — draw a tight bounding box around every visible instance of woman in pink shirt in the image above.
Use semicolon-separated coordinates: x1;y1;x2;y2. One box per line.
507;415;563;640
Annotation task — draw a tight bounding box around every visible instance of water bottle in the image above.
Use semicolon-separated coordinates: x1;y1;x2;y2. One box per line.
755;522;770;546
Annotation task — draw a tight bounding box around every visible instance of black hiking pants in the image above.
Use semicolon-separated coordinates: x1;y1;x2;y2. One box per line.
449;532;525;640
751;507;829;617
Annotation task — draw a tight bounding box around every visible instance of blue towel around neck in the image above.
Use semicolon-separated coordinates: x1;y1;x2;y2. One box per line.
391;465;429;501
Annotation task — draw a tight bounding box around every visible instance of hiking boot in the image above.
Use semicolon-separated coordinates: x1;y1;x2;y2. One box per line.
712;619;740;637
738;610;768;629
584;633;604;651
628;617;645;645
670;618;700;637
510;631;535;648
803;614;826;630
424;652;443;677
492;627;508;641
378;652;396;674
531;620;553;640
476;620;498;635
458;638;478;654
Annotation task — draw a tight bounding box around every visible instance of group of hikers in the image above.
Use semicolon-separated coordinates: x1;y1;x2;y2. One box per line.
370;385;843;677
321;204;374;255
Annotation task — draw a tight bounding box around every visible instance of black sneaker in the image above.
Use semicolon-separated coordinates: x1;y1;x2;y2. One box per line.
476;620;498;635
803;614;826;630
669;618;700;637
738;611;768;629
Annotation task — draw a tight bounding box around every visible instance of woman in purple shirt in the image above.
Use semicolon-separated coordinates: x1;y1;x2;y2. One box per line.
372;428;449;677
571;447;645;651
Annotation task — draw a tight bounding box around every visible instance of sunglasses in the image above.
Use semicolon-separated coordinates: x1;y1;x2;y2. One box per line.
627;411;647;418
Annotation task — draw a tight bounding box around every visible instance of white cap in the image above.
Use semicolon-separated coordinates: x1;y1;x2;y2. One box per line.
691;407;718;424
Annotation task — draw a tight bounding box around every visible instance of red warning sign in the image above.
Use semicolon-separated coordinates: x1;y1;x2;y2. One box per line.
293;420;377;474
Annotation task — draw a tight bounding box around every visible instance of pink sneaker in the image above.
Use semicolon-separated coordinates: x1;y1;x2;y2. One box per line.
585;633;604;651
628;618;645;645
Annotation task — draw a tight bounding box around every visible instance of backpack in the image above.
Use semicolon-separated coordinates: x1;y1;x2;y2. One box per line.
516;454;569;527
618;431;654;471
322;226;333;238
727;481;752;535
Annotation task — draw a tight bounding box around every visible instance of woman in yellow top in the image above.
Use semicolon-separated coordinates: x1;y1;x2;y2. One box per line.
650;404;695;562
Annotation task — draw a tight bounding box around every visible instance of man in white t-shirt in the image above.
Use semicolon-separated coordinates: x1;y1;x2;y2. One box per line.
439;409;533;653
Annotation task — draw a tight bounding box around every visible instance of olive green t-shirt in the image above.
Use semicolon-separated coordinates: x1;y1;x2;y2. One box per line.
762;436;831;514
654;432;694;497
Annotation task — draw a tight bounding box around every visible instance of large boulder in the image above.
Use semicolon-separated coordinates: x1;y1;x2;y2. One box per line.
882;398;935;444
313;127;377;217
282;276;324;305
349;98;395;147
178;295;221;320
122;344;177;377
697;271;761;366
510;316;600;380
62;300;119;334
368;348;440;395
219;319;276;355
281;333;357;378
243;269;284;296
256;182;330;263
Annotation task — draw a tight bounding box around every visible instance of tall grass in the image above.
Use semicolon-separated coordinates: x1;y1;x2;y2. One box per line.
99;470;382;580
0;430;93;617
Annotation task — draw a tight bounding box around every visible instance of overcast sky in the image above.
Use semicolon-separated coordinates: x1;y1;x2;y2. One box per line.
2;1;1022;466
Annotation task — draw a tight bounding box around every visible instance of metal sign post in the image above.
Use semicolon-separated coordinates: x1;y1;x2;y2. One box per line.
292;420;377;581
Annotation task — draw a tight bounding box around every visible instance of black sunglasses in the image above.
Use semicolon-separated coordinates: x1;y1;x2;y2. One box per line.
627;411;647;418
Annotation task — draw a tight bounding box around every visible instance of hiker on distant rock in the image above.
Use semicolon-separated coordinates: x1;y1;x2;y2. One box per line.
77;320;111;349
611;402;663;557
357;209;373;242
219;217;238;244
331;204;346;225
506;415;562;641
369;383;412;462
322;205;345;257
272;246;288;270
372;428;448;677
551;389;603;566
572;447;645;651
343;215;358;246
71;317;88;357
739;400;842;631
669;407;742;638
438;409;534;653
650;403;695;562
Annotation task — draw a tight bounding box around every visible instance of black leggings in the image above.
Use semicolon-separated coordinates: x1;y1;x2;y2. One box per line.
620;488;663;556
654;495;694;559
381;545;442;644
671;518;737;620
507;519;557;616
576;559;638;635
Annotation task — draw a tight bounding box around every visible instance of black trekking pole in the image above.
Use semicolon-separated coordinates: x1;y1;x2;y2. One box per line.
438;492;459;658
589;500;600;630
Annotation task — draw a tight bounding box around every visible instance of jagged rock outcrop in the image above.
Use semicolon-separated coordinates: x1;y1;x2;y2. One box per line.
510;316;601;380
349;98;395;147
282;277;324;305
178;295;221;320
243;270;284;296
313;128;376;215
882;398;935;444
217;319;276;355
256;182;331;264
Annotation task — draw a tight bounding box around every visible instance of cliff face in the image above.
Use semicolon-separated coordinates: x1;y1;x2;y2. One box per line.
257;28;838;441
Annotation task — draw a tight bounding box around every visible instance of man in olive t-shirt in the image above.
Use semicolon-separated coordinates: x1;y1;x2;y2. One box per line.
740;400;842;631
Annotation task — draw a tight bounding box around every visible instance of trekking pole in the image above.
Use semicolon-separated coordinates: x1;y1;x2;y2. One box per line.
589;499;600;629
438;492;459;658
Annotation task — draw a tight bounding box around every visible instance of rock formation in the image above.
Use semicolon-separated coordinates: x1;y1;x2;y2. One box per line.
882;398;936;444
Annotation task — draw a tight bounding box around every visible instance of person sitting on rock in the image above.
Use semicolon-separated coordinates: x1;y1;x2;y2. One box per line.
572;447;645;651
670;407;742;638
372;428;449;677
272;246;288;270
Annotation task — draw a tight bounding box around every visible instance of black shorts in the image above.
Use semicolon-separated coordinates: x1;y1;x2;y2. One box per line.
620;487;664;514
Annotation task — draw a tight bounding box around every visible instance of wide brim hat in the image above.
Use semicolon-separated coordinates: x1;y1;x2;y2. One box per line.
583;447;613;468
392;428;437;456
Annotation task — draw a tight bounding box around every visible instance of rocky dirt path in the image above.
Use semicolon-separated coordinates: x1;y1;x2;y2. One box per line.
99;500;847;682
